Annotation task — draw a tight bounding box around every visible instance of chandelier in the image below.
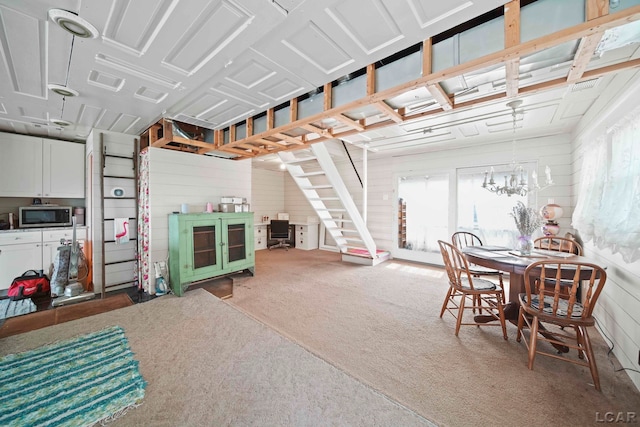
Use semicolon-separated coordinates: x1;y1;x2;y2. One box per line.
481;100;553;196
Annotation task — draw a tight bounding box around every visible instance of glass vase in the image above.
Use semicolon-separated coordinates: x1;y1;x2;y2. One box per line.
517;235;534;256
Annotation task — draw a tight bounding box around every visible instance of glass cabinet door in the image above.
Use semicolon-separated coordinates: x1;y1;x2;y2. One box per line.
192;225;217;269
222;218;250;269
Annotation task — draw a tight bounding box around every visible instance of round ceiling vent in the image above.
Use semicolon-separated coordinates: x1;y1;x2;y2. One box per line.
49;118;73;127
48;84;79;97
48;9;99;39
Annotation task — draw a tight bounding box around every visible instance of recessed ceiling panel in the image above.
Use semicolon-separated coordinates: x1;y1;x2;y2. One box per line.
203;102;253;126
103;0;178;56
325;0;403;55
225;60;275;89
162;1;253;76
259;79;304;101
88;70;125;92
95;53;181;89
109;113;141;133
282;22;354;74
134;86;168;104
406;0;474;29
212;83;269;109
179;93;227;119
76;104;106;128
0;6;46;97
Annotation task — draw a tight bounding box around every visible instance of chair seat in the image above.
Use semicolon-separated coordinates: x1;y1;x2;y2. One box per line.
519;294;584;318
468;265;502;275
461;277;499;291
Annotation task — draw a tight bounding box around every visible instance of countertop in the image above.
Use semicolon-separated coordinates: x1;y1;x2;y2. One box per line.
0;226;87;234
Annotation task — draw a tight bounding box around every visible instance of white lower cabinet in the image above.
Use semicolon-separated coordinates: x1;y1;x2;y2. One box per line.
254;224;268;250
295;223;319;250
0;228;87;290
0;231;42;290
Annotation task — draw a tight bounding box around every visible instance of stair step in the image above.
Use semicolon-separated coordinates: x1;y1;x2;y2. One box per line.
323;219;352;223
344;237;364;242
300;185;333;189
295;171;325;177
317;208;346;212
308;197;340;202
286;156;317;164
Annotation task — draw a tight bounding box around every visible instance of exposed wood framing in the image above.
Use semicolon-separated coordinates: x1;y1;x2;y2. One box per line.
143;3;640;160
504;0;520;98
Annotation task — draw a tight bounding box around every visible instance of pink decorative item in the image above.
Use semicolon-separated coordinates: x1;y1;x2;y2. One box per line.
540;199;563;236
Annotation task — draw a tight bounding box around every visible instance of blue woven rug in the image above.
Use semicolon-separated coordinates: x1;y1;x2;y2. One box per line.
0;326;146;426
0;298;37;320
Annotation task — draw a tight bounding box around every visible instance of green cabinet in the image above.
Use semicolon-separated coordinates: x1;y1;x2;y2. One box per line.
168;212;254;296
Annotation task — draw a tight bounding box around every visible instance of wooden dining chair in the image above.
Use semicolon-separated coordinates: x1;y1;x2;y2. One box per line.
534;236;583;255
516;260;607;390
452;231;505;303
438;240;508;340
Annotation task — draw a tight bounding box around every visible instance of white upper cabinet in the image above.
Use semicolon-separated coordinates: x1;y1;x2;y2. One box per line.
0;133;84;198
42;139;85;198
0;133;43;197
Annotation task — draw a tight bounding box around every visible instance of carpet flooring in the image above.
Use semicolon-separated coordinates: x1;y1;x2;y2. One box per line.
0;288;435;426
228;249;640;427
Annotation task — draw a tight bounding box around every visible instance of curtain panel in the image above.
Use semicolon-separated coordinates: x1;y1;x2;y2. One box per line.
572;107;640;263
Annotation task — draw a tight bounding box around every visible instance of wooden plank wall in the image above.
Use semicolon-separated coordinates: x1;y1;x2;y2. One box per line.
572;75;640;392
252;169;285;224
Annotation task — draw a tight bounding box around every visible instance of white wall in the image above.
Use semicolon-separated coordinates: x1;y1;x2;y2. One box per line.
284;135;573;256
571;72;640;391
252;168;285;223
147;148;252;274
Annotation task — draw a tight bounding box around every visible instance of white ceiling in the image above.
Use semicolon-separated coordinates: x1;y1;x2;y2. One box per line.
1;0;639;170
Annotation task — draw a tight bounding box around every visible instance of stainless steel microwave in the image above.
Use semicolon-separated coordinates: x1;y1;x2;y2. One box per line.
19;206;73;228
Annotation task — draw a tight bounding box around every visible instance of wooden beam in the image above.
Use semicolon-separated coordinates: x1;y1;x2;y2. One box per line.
568;0;608;83
274;132;304;145
290;98;298;123
246;117;253;137
301;123;333;138
256;138;288;147
217;146;257;157
567;32;605;82
504;0;520;98
366;64;375;96
217;6;640;154
229;124;236;143
426;84;453;111
236;142;269;154
267;108;274;130
324;82;332;111
422;39;432;75
333;114;366;131
375;101;404;123
587;0;609;20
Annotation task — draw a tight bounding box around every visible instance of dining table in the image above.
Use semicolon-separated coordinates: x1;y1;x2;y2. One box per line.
461;245;604;351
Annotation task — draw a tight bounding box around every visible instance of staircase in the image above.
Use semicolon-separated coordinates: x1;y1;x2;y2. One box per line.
278;143;390;266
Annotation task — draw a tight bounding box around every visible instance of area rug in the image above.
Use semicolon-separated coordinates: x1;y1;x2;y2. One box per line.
0;326;146;426
0;298;36;321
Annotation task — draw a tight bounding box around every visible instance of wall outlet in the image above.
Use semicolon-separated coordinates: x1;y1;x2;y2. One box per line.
638;349;640;366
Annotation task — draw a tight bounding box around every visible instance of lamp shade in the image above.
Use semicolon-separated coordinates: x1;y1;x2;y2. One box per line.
540;201;563;221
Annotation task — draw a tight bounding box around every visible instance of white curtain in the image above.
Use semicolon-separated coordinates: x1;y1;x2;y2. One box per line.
572;107;640;263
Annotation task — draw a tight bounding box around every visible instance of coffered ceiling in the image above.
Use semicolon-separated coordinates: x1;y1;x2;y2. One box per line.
1;0;639;169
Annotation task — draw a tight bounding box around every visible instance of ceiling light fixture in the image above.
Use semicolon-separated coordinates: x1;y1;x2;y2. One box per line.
48;9;99;39
48;83;79;97
481;100;553;196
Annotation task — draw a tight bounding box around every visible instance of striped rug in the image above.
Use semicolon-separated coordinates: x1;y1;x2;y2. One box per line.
0;326;146;426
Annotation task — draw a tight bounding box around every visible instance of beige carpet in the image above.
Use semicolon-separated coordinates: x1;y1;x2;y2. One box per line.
228;249;640;427
0;288;433;426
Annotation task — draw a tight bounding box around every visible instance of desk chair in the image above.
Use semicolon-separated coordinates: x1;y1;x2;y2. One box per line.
268;220;290;250
438;240;508;340
516;260;607;390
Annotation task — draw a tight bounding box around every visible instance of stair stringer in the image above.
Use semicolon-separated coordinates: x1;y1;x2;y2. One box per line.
278;143;377;258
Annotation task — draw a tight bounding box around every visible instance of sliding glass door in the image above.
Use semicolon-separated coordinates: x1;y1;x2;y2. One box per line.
392;164;538;265
393;172;452;264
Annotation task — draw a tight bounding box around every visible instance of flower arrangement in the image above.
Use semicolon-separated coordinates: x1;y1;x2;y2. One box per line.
510;201;543;236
